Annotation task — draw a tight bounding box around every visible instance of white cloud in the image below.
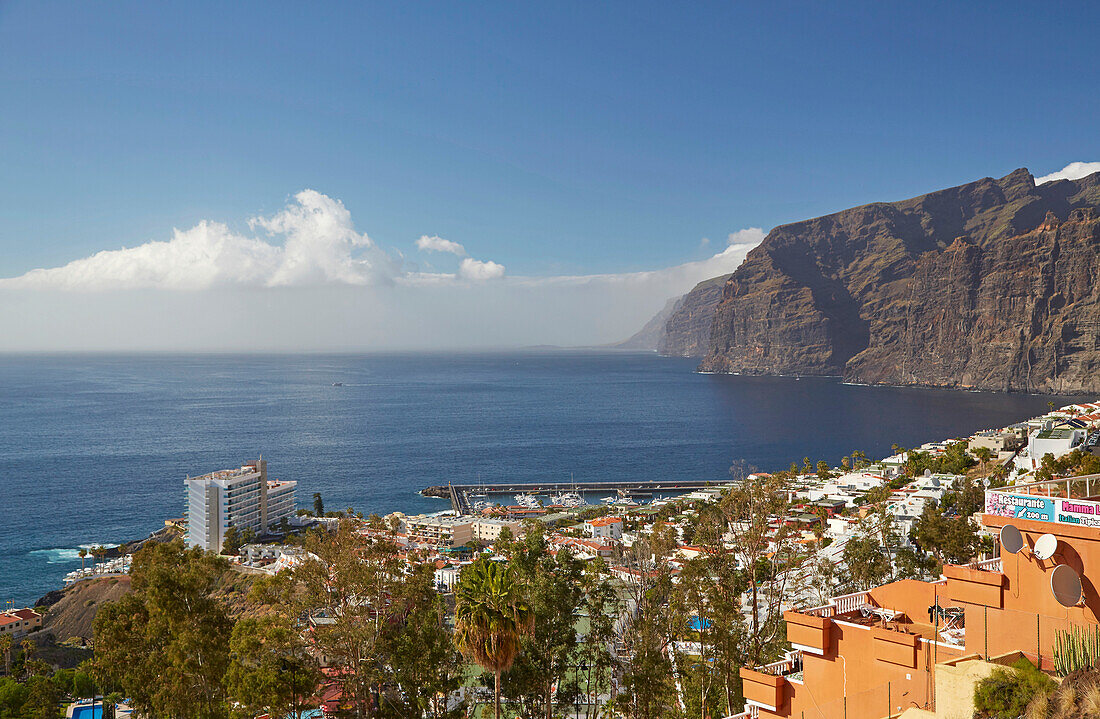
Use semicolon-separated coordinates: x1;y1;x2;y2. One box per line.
1;190;397;290
1035;161;1100;185
0;192;766;350
0;194;516;291
727;228;766;246
458;257;506;281
415;235;467;256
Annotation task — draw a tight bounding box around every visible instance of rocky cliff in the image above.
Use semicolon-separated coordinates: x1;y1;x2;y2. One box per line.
615;295;684;350
699;168;1100;393
658;273;731;357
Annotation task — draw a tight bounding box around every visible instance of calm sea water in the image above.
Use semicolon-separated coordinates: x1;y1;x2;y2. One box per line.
0;351;1080;605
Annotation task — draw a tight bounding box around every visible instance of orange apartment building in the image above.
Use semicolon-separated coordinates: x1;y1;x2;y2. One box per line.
739;473;1100;719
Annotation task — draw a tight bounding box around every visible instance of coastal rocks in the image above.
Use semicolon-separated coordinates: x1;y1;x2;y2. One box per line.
699;168;1100;393
41;576;132;642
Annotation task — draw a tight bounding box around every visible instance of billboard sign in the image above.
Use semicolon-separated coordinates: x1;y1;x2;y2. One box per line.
986;491;1100;528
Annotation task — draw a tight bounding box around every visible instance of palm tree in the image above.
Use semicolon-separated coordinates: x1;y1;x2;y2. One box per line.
0;634;11;676
79;548;88;576
973;447;993;473
454;559;532;719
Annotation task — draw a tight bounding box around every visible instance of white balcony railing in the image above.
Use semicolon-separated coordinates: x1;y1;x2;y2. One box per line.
831;590;870;616
756;649;803;676
969;557;1002;572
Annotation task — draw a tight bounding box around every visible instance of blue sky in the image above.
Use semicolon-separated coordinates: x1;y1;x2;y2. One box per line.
0;2;1097;350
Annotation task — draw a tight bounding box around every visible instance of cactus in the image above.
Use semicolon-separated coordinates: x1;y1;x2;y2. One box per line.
1052;625;1100;677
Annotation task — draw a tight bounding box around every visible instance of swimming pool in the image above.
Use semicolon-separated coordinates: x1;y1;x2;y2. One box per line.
71;705;103;719
689;616;711;631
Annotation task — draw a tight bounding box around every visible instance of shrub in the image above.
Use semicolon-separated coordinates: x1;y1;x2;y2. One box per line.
83;599;95;608
974;658;1056;719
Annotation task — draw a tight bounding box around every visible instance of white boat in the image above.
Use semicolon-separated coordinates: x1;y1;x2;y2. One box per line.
550;491;586;508
514;493;542;508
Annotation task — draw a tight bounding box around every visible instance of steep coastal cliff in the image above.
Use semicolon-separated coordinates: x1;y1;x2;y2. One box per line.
657;273;731;357
698;168;1100;393
615;295;684;351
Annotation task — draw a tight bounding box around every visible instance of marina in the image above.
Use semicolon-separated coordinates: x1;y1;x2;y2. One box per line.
425;479;731;514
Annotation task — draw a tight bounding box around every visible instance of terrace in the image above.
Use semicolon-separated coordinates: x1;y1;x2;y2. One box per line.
997;473;1100;501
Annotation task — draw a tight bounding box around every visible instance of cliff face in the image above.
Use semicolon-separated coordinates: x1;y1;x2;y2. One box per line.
615;295;683;350
700;169;1100;393
658;273;732;357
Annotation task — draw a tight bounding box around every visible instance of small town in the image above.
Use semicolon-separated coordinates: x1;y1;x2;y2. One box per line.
4;6;1100;718
3;400;1099;719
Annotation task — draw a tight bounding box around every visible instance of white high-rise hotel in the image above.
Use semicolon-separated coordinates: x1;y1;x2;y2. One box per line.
184;459;297;552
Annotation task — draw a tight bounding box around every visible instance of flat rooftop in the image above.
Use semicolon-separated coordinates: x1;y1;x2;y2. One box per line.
188;466;258;482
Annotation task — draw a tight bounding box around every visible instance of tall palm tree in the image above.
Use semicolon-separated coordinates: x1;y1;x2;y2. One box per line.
79;548;87;575
454;559;532;719
0;634;11;676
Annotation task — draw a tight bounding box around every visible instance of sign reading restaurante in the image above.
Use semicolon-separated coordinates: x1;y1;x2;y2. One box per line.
986;490;1100;529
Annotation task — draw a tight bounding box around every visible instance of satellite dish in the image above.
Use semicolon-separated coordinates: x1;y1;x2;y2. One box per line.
924;469;932;478
1034;533;1059;561
1000;524;1024;554
1051;564;1083;607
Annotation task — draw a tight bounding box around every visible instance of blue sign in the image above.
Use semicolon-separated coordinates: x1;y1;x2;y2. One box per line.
985;492;1055;522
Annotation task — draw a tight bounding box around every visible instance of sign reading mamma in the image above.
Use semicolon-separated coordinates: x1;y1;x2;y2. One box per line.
986;491;1100;528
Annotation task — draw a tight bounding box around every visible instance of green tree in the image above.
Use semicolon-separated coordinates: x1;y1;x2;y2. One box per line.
291;519;403;717
21;675;61;719
221;525;243;555
842;524;894;590
102;692;124;719
864;485;891;505
312;492;324;517
0;635;11;676
613;539;679;719
500;533;585;719
92;540;232;719
72;668;98;714
894;545;939;581
0;676;29;718
648;521;680;561
913;501;980;565
676;554;747;719
454;559;532;719
972;446;993;473
377;565;466;719
720;470;796;666
225;615;321;719
567;557;619;719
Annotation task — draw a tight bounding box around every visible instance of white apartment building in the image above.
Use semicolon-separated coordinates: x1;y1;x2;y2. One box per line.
184;459;298;552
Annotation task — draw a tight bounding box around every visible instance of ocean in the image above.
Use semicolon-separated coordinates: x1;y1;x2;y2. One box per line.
0;351;1079;606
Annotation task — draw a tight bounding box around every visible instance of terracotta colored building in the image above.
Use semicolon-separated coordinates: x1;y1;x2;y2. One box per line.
740;473;1100;719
